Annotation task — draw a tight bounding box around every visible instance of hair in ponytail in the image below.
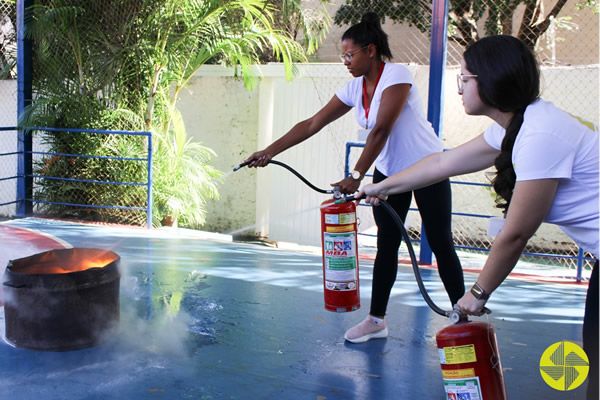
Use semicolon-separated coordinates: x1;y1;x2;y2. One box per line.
342;12;393;60
463;35;540;213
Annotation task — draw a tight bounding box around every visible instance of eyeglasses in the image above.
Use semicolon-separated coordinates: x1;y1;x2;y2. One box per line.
339;46;368;63
457;74;478;93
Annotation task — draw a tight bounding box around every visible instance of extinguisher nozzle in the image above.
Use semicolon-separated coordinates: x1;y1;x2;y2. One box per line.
233;160;252;172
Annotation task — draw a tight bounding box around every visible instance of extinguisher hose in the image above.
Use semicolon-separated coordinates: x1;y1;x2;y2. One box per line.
233;160;334;195
234;159;489;322
340;194;491;322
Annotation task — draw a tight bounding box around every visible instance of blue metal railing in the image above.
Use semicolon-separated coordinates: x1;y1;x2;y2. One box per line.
344;142;593;282
0;127;19;208
0;126;153;228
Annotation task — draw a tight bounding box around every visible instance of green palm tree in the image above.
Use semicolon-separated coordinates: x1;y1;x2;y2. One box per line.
22;0;310;228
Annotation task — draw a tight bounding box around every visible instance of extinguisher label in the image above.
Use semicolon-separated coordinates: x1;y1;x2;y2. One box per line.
323;232;358;286
439;344;477;365
443;376;483;400
442;368;475;379
324;213;356;225
326;224;354;233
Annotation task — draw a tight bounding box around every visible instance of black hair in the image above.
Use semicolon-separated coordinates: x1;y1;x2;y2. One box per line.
342;12;393;61
463;35;540;213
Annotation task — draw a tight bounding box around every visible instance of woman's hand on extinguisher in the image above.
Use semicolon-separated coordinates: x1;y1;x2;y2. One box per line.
457;292;488;316
355;183;388;206
244;149;273;168
332;176;361;194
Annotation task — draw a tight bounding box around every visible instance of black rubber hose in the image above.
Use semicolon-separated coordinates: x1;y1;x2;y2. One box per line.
341;194;491;321
235;160;489;321
233;159;333;194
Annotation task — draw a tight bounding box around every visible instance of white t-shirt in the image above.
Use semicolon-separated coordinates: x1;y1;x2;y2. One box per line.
335;63;442;176
484;99;599;257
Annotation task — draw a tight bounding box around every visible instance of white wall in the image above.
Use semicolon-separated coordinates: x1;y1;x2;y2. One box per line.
182;63;599;249
177;66;260;236
2;62;596;251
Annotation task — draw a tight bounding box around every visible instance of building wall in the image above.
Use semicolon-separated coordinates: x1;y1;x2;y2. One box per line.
182;62;598;249
176;67;260;236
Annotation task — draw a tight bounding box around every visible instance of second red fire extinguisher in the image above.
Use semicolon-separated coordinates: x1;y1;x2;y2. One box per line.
234;160;508;398
320;198;360;312
437;320;507;399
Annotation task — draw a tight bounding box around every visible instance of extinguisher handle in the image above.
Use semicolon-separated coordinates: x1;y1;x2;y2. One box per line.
448;305;492;324
334;193;365;204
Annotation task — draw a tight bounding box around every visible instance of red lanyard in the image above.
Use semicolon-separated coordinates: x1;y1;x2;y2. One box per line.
362;62;385;129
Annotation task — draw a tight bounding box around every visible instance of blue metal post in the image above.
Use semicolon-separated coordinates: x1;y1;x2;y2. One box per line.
147;133;153;229
576;247;584;282
16;0;33;217
420;0;449;264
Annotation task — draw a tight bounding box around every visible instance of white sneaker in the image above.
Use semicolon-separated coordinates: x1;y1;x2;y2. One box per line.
344;316;388;343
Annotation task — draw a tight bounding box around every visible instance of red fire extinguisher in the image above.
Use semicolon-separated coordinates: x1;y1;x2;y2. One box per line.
233;159;361;312
338;195;508;398
437;319;507;399
234;160;508;398
319;198;360;312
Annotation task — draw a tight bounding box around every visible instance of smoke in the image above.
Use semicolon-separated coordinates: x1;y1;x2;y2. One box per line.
107;264;222;358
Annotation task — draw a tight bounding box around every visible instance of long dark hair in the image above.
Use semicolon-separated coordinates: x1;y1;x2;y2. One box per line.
464;35;540;213
342;12;393;61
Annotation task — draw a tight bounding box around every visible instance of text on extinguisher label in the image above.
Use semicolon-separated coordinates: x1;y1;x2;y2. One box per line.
326;224;354;233
443;376;483;400
325;213;356;225
323;232;358;284
442;368;475;379
439;344;477;364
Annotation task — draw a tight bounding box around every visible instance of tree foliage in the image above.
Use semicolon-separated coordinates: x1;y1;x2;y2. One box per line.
21;0;311;227
334;0;580;50
266;0;333;59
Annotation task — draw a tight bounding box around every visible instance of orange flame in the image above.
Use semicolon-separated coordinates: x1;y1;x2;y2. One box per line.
13;249;118;275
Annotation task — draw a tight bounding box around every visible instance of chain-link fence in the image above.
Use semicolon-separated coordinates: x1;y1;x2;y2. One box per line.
0;0;153;225
29;127;152;227
0;0;16;218
0;0;597;274
0;0;16;79
308;0;598;276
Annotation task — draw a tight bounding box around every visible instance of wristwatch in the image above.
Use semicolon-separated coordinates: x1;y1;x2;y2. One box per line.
351;170;363;180
470;282;489;300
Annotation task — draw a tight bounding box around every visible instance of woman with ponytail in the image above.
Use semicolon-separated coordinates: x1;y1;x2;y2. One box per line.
357;35;598;399
245;12;465;343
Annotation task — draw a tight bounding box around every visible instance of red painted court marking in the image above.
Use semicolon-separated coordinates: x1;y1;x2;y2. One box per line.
0;224;69;251
0;224;70;306
358;253;589;287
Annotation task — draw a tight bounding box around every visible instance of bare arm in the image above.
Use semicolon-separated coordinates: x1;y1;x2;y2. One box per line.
458;178;559;314
334;84;410;193
357;133;499;203
245;95;351;167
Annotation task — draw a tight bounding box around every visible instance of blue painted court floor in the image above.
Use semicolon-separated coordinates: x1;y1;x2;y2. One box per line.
0;218;591;399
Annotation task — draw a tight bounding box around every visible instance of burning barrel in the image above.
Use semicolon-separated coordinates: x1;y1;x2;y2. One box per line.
3;248;120;351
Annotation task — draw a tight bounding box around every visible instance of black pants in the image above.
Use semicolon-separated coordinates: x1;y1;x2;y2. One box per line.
585;260;598;400
369;168;465;317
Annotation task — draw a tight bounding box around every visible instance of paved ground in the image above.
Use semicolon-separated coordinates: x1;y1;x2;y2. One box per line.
0;218;591;399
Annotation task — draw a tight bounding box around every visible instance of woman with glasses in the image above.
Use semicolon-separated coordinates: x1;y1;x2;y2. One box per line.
357;35;599;399
244;12;465;343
